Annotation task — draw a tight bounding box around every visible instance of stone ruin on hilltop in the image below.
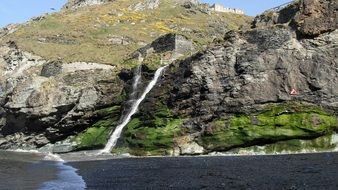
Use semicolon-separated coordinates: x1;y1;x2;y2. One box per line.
209;4;245;15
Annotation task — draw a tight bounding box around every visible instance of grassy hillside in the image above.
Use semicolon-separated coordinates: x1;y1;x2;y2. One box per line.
0;0;251;69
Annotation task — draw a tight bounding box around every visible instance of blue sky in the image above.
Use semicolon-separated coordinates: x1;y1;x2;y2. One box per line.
0;0;66;27
0;0;291;27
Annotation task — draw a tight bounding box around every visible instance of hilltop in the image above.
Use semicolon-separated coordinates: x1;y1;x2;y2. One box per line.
0;0;251;69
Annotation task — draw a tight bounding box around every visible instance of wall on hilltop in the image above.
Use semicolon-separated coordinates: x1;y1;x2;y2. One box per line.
210;4;245;15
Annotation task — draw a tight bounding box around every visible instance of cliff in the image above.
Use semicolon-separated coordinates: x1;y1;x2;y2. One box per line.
0;0;250;151
0;0;337;155
117;0;338;155
253;0;337;38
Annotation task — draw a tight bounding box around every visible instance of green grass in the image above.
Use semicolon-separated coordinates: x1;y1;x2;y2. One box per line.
0;0;251;71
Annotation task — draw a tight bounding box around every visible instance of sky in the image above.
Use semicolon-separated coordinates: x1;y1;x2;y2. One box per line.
0;0;292;28
0;0;66;27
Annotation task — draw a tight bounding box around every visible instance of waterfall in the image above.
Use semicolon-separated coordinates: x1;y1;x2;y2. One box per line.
130;64;142;99
99;66;167;154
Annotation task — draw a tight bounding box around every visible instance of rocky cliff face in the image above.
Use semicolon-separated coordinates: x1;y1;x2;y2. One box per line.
118;0;338;155
0;0;337;155
253;0;337;38
0;41;125;149
126;29;338;154
0;0;250;152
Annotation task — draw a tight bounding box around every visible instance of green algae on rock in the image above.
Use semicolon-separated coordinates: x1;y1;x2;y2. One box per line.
123;102;183;156
201;104;337;151
72;106;121;150
229;133;338;155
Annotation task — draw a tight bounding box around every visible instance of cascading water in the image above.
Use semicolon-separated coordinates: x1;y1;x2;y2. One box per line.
100;66;167;154
119;64;142;122
130;64;142;99
129;54;143;100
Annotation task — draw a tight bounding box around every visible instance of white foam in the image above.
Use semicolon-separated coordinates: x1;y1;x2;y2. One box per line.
10;149;40;153
39;153;86;189
39;162;86;190
43;152;65;162
332;134;338;151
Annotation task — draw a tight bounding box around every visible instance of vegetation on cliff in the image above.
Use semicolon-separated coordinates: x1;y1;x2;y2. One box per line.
122;102;183;156
230;133;338;154
0;0;251;70
0;0;337;155
72;105;122;150
201;103;337;151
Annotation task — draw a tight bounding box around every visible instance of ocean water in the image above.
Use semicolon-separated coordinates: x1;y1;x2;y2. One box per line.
0;151;86;190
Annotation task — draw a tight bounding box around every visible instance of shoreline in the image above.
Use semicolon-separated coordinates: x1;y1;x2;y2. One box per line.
2;148;338;162
1;150;338;190
60;149;338;162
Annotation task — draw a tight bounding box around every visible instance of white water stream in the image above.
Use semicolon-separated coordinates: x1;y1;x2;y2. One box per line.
100;66;167;154
131;64;142;98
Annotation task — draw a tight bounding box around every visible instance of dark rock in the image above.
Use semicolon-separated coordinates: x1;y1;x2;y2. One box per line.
137;33;194;58
133;1;338;154
244;28;291;50
118;68;134;82
293;0;337;38
40;60;63;77
253;0;338;39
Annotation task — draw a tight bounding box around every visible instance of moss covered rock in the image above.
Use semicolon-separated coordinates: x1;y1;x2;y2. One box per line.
122;102;183;156
230;134;338;154
72;105;121;150
124;117;182;156
201;103;337;151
